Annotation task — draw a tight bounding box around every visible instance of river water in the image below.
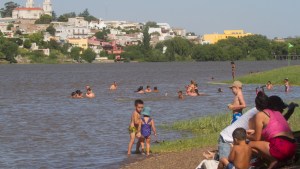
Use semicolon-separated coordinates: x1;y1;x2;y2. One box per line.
0;61;299;168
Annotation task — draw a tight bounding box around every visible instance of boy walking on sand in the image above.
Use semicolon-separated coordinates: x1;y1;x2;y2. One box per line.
127;99;144;155
228;81;246;124
218;128;252;169
139;107;157;155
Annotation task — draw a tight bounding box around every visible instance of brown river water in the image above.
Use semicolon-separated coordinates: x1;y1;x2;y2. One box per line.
0;61;299;168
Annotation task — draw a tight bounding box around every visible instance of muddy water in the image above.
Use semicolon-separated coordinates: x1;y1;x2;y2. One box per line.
0;61;299;168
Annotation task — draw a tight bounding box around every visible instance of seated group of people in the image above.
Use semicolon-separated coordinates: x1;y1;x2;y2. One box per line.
71;86;95;99
204;91;299;169
135;86;159;94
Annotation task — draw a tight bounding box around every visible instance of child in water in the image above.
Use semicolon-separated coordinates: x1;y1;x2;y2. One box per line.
127;99;143;155
228;81;246;124
284;78;290;92
139;107;157;155
218;128;252;169
178;91;184;100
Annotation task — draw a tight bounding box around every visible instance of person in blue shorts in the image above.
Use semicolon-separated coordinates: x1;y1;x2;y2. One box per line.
228;81;246;124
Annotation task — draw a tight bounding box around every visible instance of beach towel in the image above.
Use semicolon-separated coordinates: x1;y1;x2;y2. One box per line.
195;159;219;169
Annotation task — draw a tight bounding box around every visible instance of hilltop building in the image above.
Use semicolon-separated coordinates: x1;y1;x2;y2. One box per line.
202;30;252;44
12;0;53;19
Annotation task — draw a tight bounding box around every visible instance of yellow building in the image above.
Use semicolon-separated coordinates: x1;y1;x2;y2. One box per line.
67;38;88;49
203;30;252;44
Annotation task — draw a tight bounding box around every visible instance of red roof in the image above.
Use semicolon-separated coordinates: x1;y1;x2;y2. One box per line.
14;7;43;11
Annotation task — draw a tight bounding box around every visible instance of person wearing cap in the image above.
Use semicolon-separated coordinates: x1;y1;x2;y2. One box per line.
248;95;298;169
228;81;247;124
139;107;157;155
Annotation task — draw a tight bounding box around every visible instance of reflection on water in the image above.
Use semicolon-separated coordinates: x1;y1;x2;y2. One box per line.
0;61;299;168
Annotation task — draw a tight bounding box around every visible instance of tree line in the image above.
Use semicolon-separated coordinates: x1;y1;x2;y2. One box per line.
121;30;300;62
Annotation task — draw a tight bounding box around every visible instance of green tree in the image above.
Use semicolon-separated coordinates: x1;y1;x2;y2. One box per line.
70;47;81;61
0;30;3;36
47;39;60;50
23;39;32;49
0;37;18;63
35;14;53;24
0;1;19;17
82;48;96;63
142;26;151;57
7;23;14;30
95;28;110;40
78;9;98;22
46;25;56;36
28;32;44;46
57;12;76;22
250;48;271;60
145;21;158;28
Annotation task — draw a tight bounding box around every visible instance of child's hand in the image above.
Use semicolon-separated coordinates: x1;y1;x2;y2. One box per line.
229;143;234;148
136;132;141;138
246;129;255;135
228;104;234;110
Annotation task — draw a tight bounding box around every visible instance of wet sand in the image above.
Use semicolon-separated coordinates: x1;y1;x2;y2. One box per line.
121;147;215;169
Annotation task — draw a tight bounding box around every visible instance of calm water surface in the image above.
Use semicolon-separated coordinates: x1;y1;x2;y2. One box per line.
0;61;299;168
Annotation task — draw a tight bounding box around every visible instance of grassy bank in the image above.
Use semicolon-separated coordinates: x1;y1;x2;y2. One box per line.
225;65;300;86
152;104;300;153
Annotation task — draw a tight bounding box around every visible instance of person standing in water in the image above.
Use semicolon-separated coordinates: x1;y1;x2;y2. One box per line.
231;61;236;80
228;81;246;124
110;82;117;90
284;78;290;92
86;87;95;98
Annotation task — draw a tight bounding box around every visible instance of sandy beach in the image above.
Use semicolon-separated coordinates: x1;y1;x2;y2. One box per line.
121;147;215;169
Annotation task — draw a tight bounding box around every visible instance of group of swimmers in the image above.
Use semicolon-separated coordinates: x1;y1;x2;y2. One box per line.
200;80;299;169
135;86;159;94
71;86;95;99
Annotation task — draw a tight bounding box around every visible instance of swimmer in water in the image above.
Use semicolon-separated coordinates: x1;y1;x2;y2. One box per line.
145;86;152;93
110;82;117;90
266;81;273;90
136;86;145;94
86;88;95;98
153;87;159;93
71;92;77;98
284;78;290;92
178;91;184;100
75;90;84;99
218;88;223;93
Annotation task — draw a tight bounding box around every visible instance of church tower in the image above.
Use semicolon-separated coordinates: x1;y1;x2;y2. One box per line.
26;0;34;8
43;0;53;16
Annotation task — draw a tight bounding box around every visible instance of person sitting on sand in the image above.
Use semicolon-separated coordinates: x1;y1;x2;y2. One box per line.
86;88;95;98
128;99;143;155
153;87;159;93
228;81;246;124
218;128;252;169
136;86;145;94
145;86;152;93
284;78;290;92
266;81;273;90
139;107;157;155
110;82;117;90
178;91;184;100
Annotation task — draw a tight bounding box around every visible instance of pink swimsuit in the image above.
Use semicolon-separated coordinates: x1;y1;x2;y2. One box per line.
262;109;296;161
262;109;292;141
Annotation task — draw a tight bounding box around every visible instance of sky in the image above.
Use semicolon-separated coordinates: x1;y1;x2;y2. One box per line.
2;0;300;38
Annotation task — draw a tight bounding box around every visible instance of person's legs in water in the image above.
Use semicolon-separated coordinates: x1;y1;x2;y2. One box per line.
139;137;145;154
127;132;136;155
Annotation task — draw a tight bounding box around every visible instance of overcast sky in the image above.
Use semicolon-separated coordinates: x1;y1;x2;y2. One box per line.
2;0;300;38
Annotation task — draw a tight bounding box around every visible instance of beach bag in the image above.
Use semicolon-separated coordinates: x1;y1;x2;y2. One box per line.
195;159;219;169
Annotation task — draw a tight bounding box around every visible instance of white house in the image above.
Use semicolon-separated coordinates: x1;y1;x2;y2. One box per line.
12;0;53;19
89;20;107;30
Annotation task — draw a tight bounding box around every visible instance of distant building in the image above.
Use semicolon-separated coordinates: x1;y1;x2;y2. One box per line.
12;0;53;19
202;30;252;44
67;38;88;49
53;17;91;41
